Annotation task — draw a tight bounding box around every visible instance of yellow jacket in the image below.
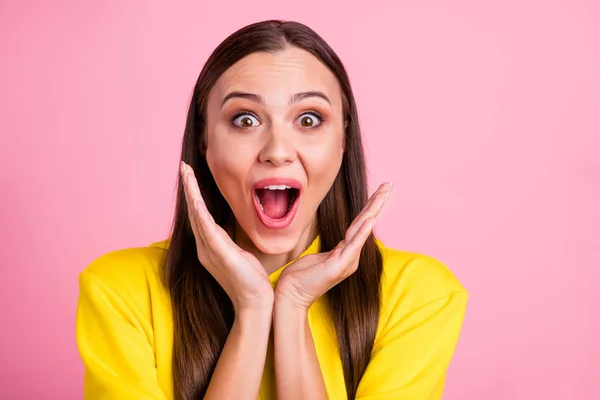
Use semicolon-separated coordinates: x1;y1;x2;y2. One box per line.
76;236;468;399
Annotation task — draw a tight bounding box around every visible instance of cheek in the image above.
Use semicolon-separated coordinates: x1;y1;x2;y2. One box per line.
205;132;253;202
302;137;344;193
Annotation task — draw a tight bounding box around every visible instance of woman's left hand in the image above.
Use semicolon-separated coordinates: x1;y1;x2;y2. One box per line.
275;181;394;310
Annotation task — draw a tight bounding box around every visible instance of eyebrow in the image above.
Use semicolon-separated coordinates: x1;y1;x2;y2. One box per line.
220;91;331;109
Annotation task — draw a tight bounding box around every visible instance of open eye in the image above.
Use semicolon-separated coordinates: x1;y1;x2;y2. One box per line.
232;113;260;128
295;112;323;128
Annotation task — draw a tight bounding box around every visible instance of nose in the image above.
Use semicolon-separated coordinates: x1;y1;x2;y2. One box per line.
258;126;296;166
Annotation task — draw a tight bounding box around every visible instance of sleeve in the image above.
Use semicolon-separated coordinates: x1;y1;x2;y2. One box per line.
356;290;468;400
76;270;169;400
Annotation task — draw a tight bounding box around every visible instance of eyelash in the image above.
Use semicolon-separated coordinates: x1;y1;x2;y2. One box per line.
230;110;325;129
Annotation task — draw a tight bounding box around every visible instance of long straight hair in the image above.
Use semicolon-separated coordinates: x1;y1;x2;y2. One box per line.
160;20;383;400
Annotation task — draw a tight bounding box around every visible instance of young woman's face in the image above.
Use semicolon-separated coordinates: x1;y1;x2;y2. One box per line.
205;46;346;254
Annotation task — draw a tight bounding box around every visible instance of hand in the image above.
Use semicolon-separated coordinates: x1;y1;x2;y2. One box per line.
180;161;274;312
275;181;394;310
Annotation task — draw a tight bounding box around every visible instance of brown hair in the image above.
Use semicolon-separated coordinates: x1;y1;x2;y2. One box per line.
160;20;383;400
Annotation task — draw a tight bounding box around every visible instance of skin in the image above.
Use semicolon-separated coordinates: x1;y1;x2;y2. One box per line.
204;46;347;274
180;46;393;399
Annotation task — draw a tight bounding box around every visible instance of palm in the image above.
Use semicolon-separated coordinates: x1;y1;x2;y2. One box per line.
276;181;393;309
238;248;272;286
181;161;274;311
276;253;331;308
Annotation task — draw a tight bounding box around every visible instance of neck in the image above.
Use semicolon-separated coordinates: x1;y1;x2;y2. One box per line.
233;219;319;275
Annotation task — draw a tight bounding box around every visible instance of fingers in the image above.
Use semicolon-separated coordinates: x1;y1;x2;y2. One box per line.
330;181;394;276
324;181;393;279
339;215;377;261
343;181;393;243
180;161;227;254
180;161;204;247
323;215;376;280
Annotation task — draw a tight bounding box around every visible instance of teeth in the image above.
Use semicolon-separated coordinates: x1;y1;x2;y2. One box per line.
262;185;292;190
254;193;264;210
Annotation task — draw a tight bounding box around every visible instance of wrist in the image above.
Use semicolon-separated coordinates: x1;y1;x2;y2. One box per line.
235;297;274;318
235;305;273;328
233;290;275;314
274;291;310;317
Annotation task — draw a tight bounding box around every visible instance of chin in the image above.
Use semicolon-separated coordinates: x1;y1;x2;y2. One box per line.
249;229;300;255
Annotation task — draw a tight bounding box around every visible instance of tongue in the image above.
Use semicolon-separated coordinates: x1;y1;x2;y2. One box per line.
257;189;291;219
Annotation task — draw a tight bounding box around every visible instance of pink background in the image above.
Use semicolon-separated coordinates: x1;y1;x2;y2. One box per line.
1;0;599;398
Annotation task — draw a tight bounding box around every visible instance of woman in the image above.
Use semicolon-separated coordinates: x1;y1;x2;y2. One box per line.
76;20;468;400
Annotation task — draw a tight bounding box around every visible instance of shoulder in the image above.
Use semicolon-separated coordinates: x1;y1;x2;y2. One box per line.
375;239;468;314
78;239;170;310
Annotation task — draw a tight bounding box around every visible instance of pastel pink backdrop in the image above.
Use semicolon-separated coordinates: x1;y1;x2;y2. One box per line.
1;0;598;398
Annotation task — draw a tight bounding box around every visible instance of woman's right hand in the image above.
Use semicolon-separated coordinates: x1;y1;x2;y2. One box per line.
180;161;274;313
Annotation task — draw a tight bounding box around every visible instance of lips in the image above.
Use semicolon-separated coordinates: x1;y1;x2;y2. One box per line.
252;177;302;229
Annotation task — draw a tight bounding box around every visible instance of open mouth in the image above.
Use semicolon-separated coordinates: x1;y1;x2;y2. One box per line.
254;186;299;219
252;183;301;229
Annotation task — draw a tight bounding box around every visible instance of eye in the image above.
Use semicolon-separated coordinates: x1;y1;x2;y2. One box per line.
295;111;323;128
232;112;260;128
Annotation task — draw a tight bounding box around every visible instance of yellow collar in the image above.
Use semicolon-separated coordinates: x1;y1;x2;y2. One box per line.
268;235;320;286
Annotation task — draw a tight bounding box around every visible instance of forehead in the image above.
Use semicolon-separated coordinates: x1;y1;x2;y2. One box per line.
210;46;342;106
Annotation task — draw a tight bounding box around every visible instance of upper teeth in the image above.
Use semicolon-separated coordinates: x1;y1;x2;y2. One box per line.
262;185;292;190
